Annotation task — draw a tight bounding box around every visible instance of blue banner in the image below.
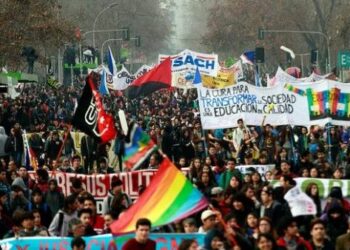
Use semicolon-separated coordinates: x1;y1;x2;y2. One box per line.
0;233;205;250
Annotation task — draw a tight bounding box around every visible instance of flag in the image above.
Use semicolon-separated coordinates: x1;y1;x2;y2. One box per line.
107;47;117;76
123;122;157;170
99;69;110;95
110;157;208;235
240;51;255;65
193;66;202;85
72;73;117;144
125;57;171;99
284;186;316;217
23;130;38;170
113;65;135;90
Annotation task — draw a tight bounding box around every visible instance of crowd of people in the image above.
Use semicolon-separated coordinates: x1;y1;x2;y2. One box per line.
0;82;350;250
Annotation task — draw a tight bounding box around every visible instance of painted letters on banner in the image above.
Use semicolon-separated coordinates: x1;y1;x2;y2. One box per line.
202;66;235;88
272;177;350;199
159;49;219;88
197;80;350;129
28;170;157;214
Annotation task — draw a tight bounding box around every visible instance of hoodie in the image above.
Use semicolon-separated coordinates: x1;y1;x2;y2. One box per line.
48;209;78;237
45;179;64;215
0;127;8;157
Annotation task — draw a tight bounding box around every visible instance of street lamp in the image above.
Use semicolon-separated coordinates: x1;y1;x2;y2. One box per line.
92;2;119;49
258;28;331;72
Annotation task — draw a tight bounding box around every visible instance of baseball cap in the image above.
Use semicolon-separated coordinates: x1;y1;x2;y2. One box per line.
211;187;223;196
201;210;216;221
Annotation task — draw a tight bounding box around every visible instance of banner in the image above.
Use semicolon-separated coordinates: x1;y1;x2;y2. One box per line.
116;233;205;250
197;80;350;129
272;177;350;198
202;66;235;88
159;49;219;89
28;170;157;214
0;233;205;250
274;67;329;85
236;164;275;176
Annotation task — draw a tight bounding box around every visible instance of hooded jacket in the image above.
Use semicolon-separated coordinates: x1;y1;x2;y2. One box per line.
45;178;64;216
0;127;8;157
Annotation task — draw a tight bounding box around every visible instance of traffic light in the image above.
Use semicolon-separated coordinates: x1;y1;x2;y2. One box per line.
122;27;129;41
258;28;265;40
135;36;141;47
255;47;265;63
286;52;292;65
311;49;318;65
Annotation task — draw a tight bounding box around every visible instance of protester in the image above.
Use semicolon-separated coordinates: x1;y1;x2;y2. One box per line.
1;68;350;249
48;194;78;236
122;218;156;250
71;236;86;250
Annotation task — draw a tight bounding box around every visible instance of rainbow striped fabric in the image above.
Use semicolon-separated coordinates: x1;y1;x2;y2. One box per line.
123;122;157;170
111;157;208;234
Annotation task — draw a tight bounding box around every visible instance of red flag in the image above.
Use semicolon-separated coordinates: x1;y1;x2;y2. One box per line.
125;57;171;98
72;73;117;144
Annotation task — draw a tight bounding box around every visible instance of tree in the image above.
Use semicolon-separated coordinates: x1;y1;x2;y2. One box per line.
203;0;350;73
0;0;76;70
60;0;174;65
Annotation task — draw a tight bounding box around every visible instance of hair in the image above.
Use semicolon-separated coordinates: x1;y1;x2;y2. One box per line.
257;233;276;246
305;182;319;198
31;188;43;197
20;211;34;223
71;236;86;248
277;216;296;236
281;174;296;186
72;178;82;189
63;194;77;211
178;239;196;250
135;218;152;229
68;218;82;232
259;216;272;226
78;208;92;218
104;211;119;220
83;196;96;206
72;155;81;161
309;218;325;230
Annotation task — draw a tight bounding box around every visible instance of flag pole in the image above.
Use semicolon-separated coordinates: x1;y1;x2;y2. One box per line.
56;125;73;162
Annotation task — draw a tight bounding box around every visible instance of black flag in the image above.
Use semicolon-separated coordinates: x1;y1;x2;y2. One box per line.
71;73;117;143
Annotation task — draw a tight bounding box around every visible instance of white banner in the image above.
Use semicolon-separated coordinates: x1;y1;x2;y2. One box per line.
236;164;275;176
272;177;350;198
159;49;219;89
284;186;316;217
274;67;329;85
198;80;350;129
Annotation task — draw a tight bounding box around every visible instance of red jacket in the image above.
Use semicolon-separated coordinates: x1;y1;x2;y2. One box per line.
277;236;312;250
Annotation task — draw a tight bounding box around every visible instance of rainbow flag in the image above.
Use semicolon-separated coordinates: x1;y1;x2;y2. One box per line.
110;157;209;235
123;122;157;170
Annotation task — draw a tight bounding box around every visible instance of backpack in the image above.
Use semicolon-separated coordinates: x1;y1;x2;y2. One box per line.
57;211;64;235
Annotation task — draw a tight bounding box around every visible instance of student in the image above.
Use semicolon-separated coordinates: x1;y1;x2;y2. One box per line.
122;218;156;250
71;236;86;250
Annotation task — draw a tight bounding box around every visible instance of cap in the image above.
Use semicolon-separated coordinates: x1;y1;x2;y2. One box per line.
201;210;216;221
211;187;224;196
